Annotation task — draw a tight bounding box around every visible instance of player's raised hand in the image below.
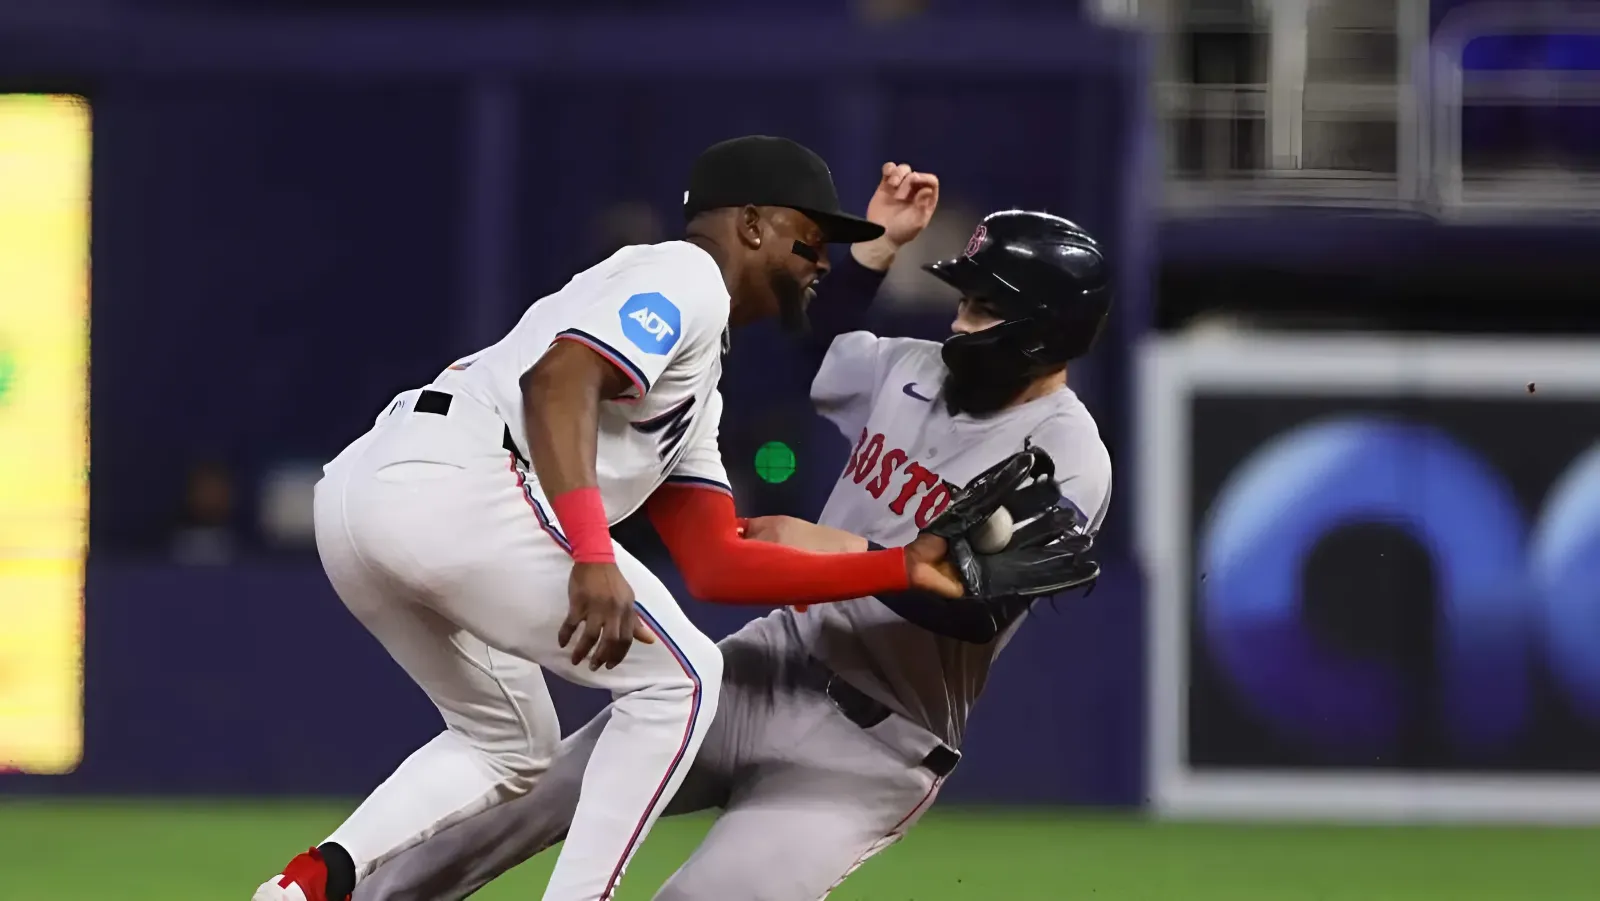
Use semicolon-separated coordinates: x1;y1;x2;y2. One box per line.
852;162;940;271
864;161;934;246
560;562;656;670
866;161;940;248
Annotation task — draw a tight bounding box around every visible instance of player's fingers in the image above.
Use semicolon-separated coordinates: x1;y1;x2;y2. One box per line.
628;606;657;646
566;628;589;666
591;615;615;670
881;160;897;178
597;614;632;670
600;637;630;670
894;169;915;200
559;591;588;648
568;611;602;666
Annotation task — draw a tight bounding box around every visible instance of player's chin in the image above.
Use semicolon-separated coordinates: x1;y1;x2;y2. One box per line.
773;290;811;333
942;372;1019;416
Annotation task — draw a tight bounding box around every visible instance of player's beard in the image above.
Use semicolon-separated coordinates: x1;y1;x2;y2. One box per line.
940;337;1038;416
941;364;1035;416
771;268;812;334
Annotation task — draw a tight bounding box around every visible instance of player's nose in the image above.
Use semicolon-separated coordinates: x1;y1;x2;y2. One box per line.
951;304;979;335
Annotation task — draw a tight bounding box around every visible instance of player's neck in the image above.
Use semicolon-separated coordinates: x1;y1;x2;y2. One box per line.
683;232;729;274
683;231;752;321
1003;367;1067;411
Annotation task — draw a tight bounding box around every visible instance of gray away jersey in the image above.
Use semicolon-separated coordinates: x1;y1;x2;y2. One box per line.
762;331;1112;749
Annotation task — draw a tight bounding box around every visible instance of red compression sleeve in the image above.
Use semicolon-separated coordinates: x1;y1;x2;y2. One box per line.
549;487;615;563
646;484;910;605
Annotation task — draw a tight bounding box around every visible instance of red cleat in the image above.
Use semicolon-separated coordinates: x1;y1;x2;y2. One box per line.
252;847;350;901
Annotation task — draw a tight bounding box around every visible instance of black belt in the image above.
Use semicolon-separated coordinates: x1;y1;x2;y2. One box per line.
416;389;528;467
806;663;960;779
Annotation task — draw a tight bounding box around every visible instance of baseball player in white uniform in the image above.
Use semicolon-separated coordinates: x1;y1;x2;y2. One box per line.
348;206;1115;900
252;139;976;901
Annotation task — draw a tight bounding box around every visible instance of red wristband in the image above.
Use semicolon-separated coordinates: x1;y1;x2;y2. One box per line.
549;487;615;564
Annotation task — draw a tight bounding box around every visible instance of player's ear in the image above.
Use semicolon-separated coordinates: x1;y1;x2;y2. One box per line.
737;205;764;250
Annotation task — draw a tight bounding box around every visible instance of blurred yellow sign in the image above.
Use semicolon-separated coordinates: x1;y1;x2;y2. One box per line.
0;95;90;774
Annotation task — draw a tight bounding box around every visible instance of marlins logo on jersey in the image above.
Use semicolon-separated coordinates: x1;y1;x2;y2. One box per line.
633;396;697;462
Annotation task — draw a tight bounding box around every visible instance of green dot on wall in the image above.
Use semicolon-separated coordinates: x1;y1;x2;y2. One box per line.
754;441;797;484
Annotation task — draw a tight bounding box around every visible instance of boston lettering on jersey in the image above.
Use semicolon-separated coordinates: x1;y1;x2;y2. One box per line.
841;428;953;529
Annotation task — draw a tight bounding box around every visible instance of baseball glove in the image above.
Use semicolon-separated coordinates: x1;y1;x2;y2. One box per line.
922;446;1100;600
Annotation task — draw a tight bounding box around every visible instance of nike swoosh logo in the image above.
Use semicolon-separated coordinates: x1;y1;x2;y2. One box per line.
902;382;933;402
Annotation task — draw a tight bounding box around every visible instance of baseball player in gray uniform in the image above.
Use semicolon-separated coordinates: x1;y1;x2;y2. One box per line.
353;207;1112;901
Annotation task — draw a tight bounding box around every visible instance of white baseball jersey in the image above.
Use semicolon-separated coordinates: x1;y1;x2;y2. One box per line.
433;241;734;522
782;330;1113;747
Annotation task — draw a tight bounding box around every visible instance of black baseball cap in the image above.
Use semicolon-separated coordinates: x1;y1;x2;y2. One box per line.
683;135;885;245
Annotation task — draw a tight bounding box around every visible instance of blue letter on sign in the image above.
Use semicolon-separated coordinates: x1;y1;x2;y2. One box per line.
619;292;681;357
1531;443;1600;723
1199;417;1531;756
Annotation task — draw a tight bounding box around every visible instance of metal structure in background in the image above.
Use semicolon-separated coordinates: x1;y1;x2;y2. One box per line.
1433;2;1600;217
1148;0;1428;211
1118;0;1600;219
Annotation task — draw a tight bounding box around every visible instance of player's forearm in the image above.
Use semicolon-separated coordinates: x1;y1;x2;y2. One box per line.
805;250;889;348
520;345;633;561
875;589;1009;643
689;541;910;605
740;515;869;555
850;236;899;272
648;486;910;605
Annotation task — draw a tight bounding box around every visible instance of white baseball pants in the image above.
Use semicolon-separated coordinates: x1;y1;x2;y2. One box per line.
313;389;722;901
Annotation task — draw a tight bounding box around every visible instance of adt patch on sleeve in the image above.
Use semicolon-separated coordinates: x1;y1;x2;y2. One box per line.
619;292;682;356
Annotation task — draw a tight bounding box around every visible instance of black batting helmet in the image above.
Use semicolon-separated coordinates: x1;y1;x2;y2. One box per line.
924;210;1111;367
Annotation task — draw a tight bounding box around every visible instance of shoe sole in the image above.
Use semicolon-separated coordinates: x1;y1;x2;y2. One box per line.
252;879;305;901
